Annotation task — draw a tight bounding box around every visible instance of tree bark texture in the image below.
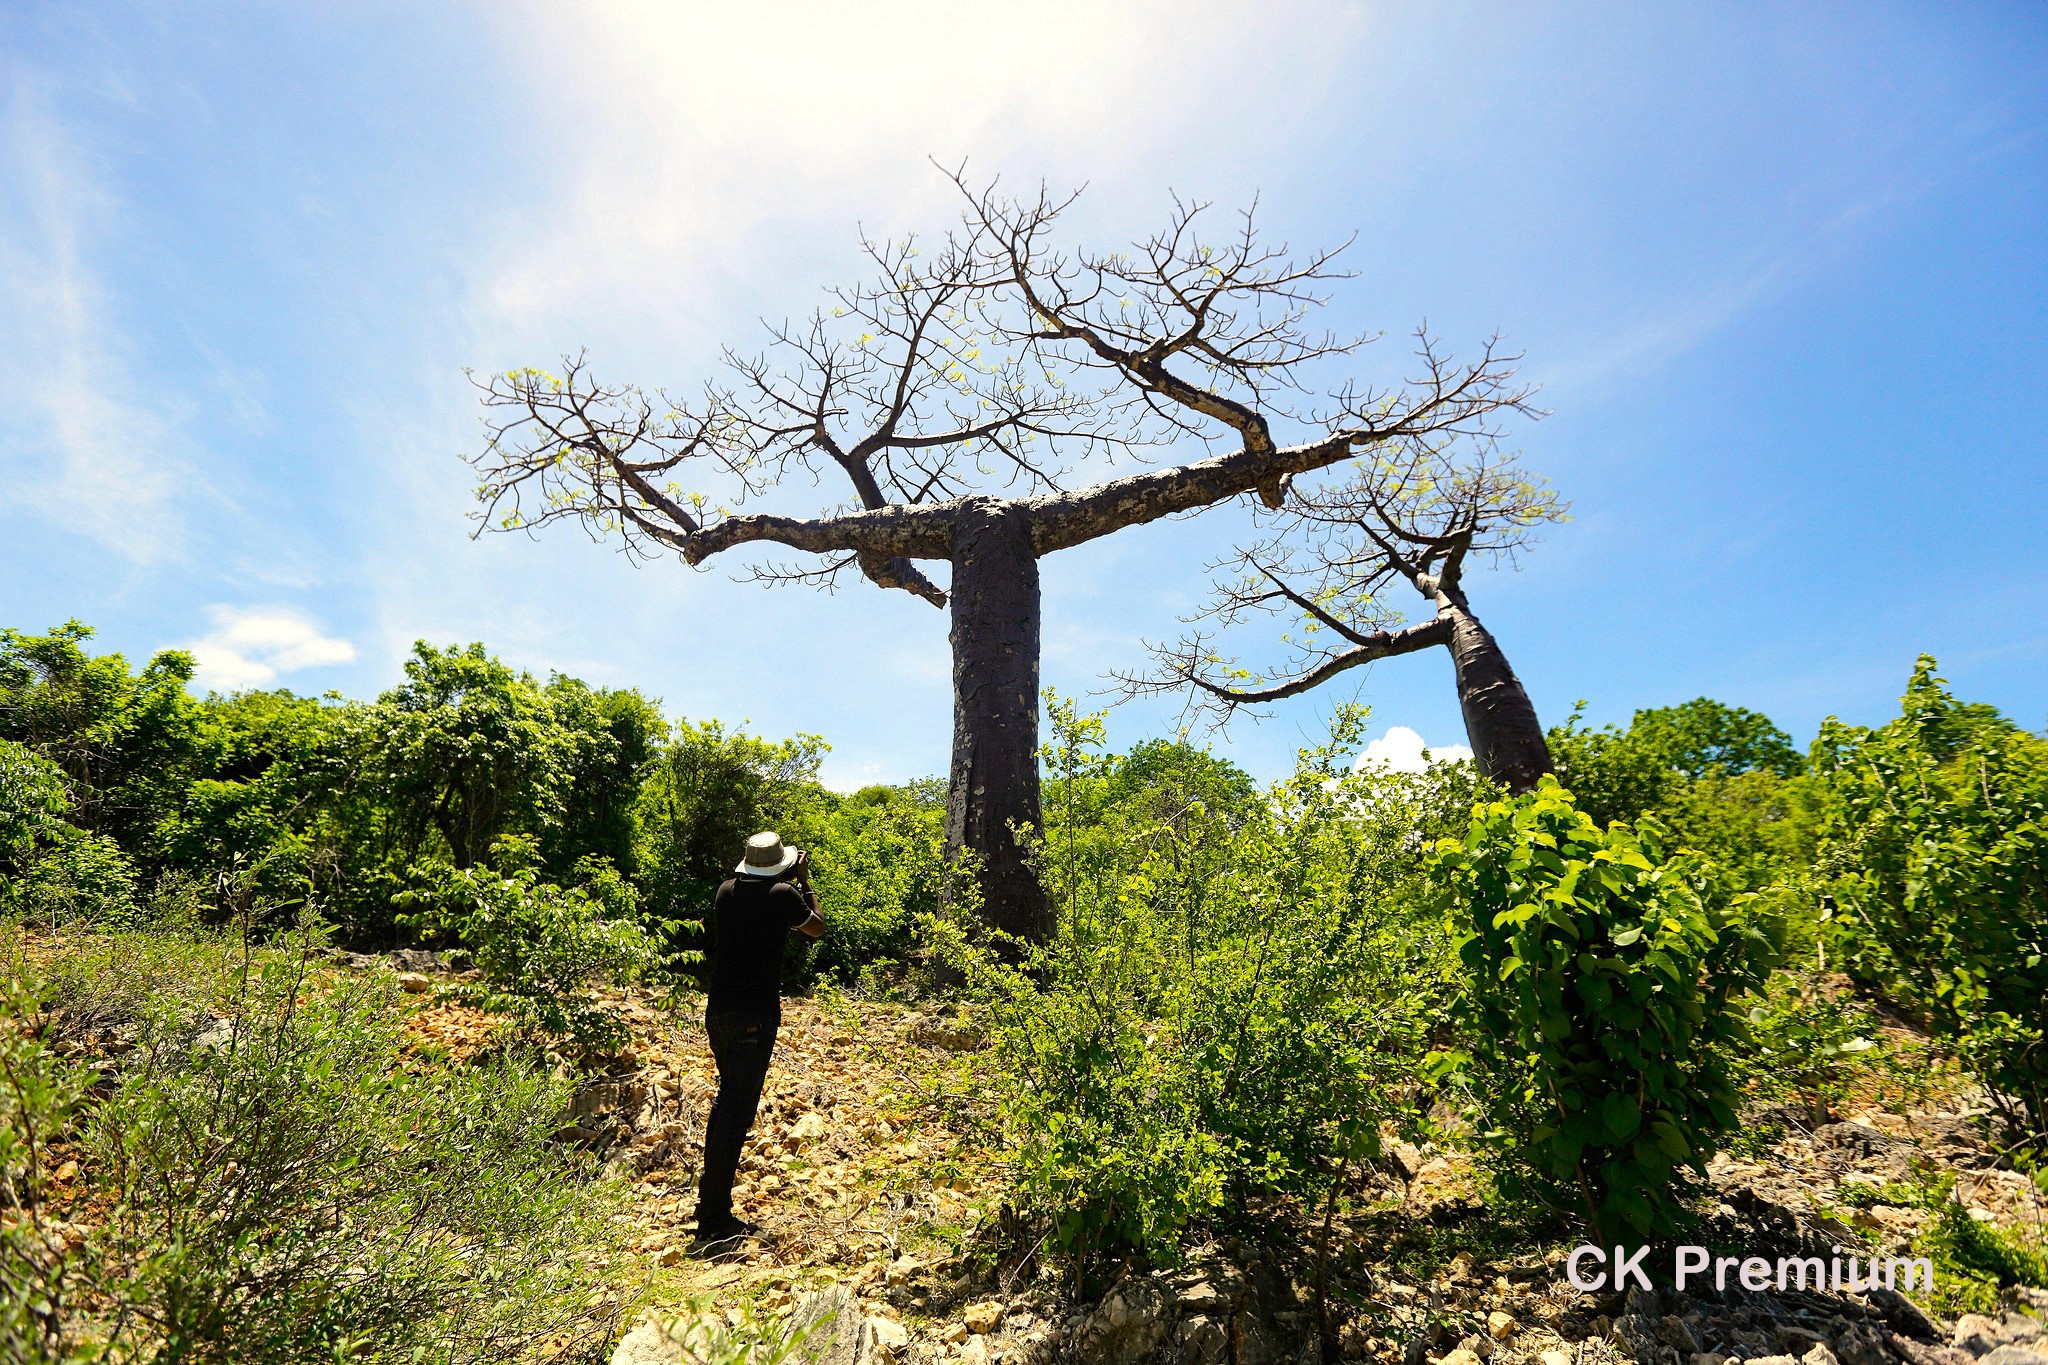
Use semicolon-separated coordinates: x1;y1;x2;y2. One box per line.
943;499;1052;945
1442;602;1551;793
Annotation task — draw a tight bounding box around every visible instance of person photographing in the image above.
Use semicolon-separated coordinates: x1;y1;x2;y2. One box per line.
693;831;825;1250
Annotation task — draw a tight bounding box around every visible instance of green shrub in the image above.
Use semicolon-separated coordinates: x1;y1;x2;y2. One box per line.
1730;965;1883;1125
1545;699;1818;891
1;962;94;1364
1;738;67;858
0;622;201;856
1813;658;2048;1150
19;831;139;929
398;835;669;1052
1848;1171;2048;1315
939;703;1461;1269
6;923;635;1362
632;720;830;951
33;922;236;1049
1427;775;1774;1241
800;794;945;985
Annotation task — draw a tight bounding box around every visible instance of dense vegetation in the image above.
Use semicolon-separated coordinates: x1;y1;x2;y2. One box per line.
3;620;2045;1358
0;622;944;1001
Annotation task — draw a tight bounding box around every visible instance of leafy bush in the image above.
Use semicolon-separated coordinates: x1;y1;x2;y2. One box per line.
632;720;830;941
800;791;945;985
1;738;67;858
19;831;139;930
1731;966;1883;1125
5;923;636;1363
1912;1175;2048;1313
1427;775;1774;1241
1841;1171;2048;1314
940;703;1465;1269
399;835;670;1051
1;963;93;1363
0;622;200;854
1812;658;2048;1150
2;740;70;922
1546;698;1818;890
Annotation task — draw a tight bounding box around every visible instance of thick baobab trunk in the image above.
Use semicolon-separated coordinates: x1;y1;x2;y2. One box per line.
1442;600;1552;793
944;498;1052;945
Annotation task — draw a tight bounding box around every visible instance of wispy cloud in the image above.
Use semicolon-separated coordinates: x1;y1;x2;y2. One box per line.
1554;176;1941;396
187;606;356;693
0;70;198;562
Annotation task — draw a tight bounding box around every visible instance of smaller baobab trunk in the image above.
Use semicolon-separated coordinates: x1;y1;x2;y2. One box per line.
943;498;1050;943
1128;441;1565;793
1431;581;1551;793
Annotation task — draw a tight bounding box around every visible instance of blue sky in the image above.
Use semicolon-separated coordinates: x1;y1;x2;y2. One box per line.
2;2;2043;789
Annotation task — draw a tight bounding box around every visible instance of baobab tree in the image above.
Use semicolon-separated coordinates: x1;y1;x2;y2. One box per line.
466;176;1534;943
1122;438;1564;792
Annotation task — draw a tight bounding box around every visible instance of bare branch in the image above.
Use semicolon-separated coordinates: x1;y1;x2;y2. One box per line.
466;356;746;563
468;177;1551;644
1121;433;1566;718
1113;616;1452;708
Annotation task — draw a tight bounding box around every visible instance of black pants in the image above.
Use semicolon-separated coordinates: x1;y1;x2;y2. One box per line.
695;1007;778;1229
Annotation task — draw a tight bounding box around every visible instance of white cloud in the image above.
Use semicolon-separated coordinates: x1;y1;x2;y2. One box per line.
187;607;357;693
1353;725;1473;774
470;1;1366;344
0;73;198;561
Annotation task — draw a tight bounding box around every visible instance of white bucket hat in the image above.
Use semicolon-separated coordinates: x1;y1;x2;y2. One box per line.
736;831;800;877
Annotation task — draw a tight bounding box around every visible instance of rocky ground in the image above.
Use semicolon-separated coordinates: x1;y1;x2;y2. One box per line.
54;945;2040;1365
351;953;2048;1365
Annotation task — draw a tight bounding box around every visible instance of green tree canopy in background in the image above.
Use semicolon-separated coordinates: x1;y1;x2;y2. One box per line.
0;623;199;850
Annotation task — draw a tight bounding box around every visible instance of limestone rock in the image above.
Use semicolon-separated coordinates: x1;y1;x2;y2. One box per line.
572;1076;650;1122
1893;1341;1978;1365
1978;1351;2048;1365
1661;1315;1702;1354
908;1013;985;1052
860;1317;909;1360
1835;1322;1897;1365
1175;1313;1228;1365
1958;1317;2012;1356
610;1314;722;1365
1076;1278;1169;1365
963;1301;1004;1335
1487;1311;1518;1341
786;1286;860;1365
610;1319;682;1365
1868;1288;1938;1343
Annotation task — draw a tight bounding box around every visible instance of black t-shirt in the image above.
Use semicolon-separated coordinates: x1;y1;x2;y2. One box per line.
707;876;811;1013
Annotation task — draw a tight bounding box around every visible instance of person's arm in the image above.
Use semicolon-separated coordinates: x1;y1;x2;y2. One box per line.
786;857;825;939
795;881;824;939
